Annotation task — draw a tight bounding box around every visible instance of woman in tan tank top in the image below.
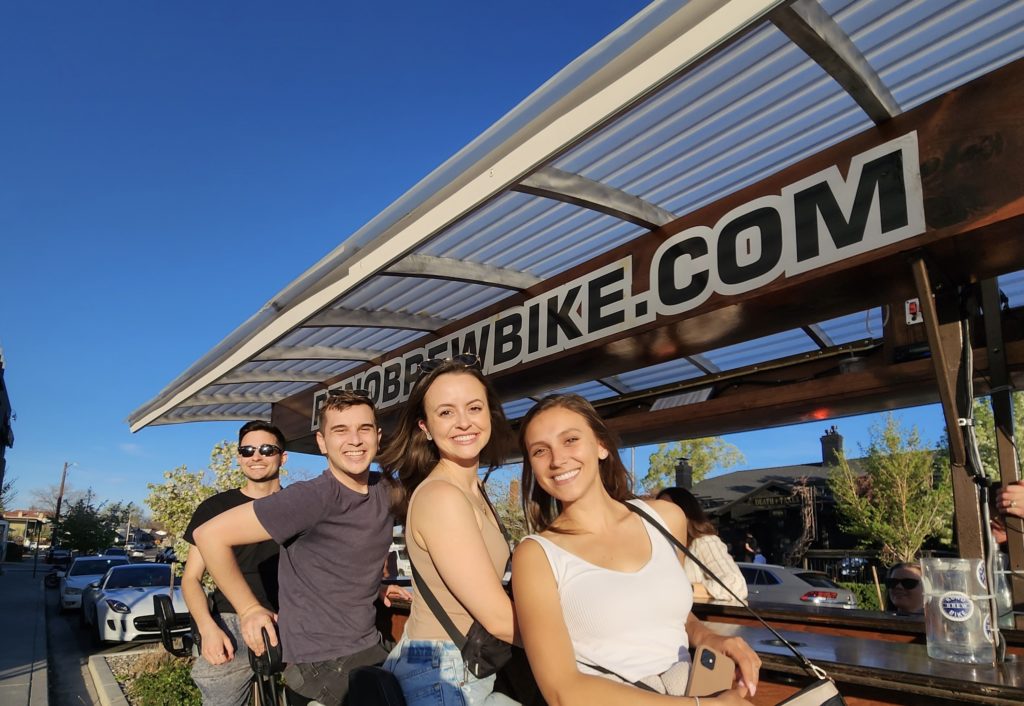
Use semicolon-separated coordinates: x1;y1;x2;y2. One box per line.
379;356;520;706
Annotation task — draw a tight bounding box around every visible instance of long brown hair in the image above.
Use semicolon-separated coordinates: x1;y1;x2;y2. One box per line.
656;486;716;544
518;394;634;533
378;360;512;519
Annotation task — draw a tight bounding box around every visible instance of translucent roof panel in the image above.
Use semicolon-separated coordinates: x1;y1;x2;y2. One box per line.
555;22;868;220
339;277;508;322
502;398;536;420
703;329;820;371
616;357;705;392
422;191;644;279
832;0;1024;110
815;308;885;345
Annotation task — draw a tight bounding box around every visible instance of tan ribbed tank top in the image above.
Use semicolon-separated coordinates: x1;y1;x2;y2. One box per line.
404;478;510;640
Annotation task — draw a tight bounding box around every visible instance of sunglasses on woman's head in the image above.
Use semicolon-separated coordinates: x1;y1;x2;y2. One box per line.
238;444;283;458
418;354;482;375
886;578;920;590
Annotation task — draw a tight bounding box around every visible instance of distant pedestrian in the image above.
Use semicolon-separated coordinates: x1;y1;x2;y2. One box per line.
656;486;747;602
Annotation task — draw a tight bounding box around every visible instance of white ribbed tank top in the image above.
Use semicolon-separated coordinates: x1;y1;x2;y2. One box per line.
523;499;693;682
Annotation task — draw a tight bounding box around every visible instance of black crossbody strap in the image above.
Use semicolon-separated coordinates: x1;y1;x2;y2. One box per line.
407;483;509;650
626;502;825;679
578;661;659;692
410;560;467;649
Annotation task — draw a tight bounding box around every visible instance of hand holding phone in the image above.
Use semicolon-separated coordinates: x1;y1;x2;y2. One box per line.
685;645;736;697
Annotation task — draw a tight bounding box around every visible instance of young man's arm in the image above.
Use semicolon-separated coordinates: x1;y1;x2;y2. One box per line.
192;503;276;654
181;546;236;664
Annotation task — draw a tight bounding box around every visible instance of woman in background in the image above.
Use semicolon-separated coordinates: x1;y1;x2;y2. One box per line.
656;487;747;603
886;562;924;615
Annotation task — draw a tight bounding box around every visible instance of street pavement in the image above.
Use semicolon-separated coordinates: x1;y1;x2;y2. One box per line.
0;560;49;706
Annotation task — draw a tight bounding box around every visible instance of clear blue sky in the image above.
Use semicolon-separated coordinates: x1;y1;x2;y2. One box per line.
0;2;949;513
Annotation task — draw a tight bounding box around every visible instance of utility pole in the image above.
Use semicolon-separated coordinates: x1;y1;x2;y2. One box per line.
52;461;73;548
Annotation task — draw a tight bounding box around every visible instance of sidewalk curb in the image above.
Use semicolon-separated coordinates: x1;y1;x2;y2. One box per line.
87;655;129;706
31;573;48;706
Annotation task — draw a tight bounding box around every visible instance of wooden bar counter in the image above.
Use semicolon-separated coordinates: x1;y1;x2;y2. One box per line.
378;599;1024;704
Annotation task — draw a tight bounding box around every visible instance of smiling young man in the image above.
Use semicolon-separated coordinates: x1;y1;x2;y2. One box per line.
194;391;409;706
183;420;285;706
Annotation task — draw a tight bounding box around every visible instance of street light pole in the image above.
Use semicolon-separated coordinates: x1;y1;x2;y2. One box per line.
52;461;73;547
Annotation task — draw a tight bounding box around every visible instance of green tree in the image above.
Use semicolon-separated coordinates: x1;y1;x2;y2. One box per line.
971;392;1024;479
829;414;954;565
643;438;744;492
485;476;528;544
58;497;135;553
145;441;246;567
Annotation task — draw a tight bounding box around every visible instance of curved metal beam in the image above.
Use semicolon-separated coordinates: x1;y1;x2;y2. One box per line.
302;308;450;331
177;392;289;408
771;0;900;124
386;255;541;291
515;166;676;230
151;411;272;425
218;370;334;384
255;346;383;362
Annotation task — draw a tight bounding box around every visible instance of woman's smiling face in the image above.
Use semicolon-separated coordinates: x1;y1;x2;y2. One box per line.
523;404;609;502
419;372;492;465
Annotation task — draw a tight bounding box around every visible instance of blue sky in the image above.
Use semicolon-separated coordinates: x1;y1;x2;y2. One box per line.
0;2;950;513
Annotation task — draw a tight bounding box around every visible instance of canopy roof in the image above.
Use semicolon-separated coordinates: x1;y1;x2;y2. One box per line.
130;0;1024;454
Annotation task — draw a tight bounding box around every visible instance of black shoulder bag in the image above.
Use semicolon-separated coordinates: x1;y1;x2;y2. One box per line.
409;486;513;679
627;502;847;706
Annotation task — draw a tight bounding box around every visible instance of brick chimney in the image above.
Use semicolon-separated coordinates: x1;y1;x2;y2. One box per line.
820;426;843;466
675;458;693;489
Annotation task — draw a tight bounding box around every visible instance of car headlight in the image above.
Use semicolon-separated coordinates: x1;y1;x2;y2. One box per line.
105;599;131;614
65;588;82;595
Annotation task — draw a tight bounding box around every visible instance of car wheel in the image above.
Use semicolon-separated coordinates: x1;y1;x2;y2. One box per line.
94;622;104;648
79;607;87;628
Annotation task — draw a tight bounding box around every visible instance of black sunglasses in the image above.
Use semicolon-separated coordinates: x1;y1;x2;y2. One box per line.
418;354;481;376
238;444;283;458
886;578;920;590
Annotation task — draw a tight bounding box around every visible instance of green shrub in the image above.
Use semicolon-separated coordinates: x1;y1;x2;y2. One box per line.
126;657;200;706
5;542;24;561
839;581;883;612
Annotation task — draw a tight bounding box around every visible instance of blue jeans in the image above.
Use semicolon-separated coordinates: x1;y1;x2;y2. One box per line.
383;637;519;706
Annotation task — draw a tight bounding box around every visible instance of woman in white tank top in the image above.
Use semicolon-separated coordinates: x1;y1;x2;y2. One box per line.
512;394;759;706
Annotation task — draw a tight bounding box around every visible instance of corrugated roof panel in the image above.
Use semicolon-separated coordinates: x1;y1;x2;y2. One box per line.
274;325;422;353
815;308;884;344
704;329;818;371
556;22;868;219
616;356;704;391
343;278;508;321
542;380;620;402
502;398;536;420
421;190;642;278
834;0;1024;110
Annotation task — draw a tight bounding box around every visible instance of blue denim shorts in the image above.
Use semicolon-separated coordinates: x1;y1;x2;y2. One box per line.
383;637;519;706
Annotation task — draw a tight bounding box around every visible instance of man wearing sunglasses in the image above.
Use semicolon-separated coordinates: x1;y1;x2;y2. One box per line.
182;420;286;706
194;390;410;706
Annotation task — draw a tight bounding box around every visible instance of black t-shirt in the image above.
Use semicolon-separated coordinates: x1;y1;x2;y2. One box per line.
184;488;279;615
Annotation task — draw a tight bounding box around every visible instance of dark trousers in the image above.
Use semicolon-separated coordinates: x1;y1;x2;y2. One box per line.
283;641;390;706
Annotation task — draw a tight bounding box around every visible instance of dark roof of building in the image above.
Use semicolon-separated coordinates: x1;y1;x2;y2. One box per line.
692;459;866;513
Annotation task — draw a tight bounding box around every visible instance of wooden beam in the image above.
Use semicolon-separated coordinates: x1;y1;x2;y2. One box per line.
911;257;983;560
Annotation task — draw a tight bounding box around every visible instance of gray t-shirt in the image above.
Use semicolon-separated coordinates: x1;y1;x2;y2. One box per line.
253;470;393;663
